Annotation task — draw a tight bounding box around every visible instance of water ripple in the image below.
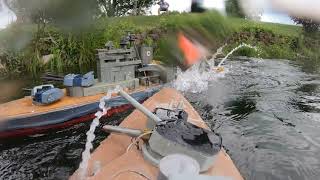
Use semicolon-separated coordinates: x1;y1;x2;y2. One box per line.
188;58;320;180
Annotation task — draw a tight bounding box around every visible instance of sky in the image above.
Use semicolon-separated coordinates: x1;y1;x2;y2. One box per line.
0;0;16;29
150;0;293;25
0;0;293;29
151;0;226;15
261;12;293;25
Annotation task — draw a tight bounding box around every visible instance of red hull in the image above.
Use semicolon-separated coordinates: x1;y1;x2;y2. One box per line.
0;104;132;139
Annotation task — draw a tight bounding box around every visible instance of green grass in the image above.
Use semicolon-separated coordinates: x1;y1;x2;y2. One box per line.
0;11;318;78
228;17;301;37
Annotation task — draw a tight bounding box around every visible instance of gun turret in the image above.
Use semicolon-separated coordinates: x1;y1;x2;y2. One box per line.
103;90;222;172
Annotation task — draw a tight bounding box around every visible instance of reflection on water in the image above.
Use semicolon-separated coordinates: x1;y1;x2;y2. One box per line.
188;58;320;180
0;110;132;179
225;97;257;121
299;58;320;74
0;79;30;103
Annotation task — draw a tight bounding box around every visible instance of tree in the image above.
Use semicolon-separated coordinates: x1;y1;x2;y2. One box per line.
291;17;319;33
225;0;245;18
8;0;157;25
8;0;100;25
97;0;157;17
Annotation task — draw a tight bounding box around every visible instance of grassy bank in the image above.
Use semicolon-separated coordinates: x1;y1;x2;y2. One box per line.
0;11;318;78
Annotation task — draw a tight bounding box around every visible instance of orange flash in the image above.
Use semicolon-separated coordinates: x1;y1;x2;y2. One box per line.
178;33;201;67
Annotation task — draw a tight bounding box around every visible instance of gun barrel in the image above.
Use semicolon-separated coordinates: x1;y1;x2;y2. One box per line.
119;89;162;123
103;125;143;137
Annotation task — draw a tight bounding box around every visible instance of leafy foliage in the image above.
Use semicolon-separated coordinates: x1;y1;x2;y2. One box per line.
97;0;157;17
8;0;157;25
225;0;245;18
225;25;318;60
8;0;99;27
291;17;319;33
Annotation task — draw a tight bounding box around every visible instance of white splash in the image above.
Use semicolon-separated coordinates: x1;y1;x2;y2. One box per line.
218;43;257;67
78;86;122;180
173;62;220;93
173;43;257;93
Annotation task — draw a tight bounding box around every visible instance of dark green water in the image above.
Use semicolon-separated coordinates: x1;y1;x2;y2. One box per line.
0;111;132;180
0;58;320;180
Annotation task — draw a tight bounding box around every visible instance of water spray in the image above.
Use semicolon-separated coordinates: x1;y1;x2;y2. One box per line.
218;43;257;67
173;43;258;93
78;86;122;180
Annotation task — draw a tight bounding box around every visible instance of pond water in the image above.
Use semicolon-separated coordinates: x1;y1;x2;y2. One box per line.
0;79;30;104
0;58;320;180
188;58;320;180
0;111;132;180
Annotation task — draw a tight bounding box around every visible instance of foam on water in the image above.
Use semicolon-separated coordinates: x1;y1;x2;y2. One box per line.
173;43;257;93
173;62;221;93
78;86;122;179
